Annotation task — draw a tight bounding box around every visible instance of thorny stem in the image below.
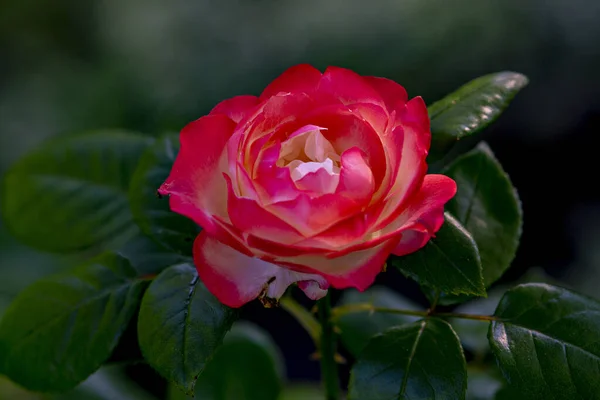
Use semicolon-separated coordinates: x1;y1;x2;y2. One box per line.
317;292;340;400
331;303;499;322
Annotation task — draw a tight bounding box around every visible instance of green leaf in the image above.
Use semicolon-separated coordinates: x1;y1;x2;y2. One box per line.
392;212;485;297
489;283;600;399
427;72;528;161
335;286;420;357
439;142;522;305
348;318;467;400
0;253;147;392
137;263;238;395
129;133;200;255
117;232;190;276
1;131;153;253
451;287;505;355
193;322;284;400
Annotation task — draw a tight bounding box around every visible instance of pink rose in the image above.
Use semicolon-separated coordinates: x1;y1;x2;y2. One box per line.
159;64;457;308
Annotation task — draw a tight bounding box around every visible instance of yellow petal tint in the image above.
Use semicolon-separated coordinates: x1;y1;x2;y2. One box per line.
277;125;341;194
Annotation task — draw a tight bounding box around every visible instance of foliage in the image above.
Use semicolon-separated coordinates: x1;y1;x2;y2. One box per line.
3;71;597;400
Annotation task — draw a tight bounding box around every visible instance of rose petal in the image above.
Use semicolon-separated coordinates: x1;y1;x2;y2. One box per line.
255;147;374;238
259;64;323;100
224;174;306;245
294;166;339;194
288;173;455;259
241;93;316;168
336;147;374;202
195;233;328;308
401;95;430;134
318;66;385;106
267;191;364;237
375;97;431;228
363;76;408;113
331;174;457;257
347;102;390;138
158;114;236;230
392;226;432;257
210;95;260;123
298;105;387;188
387;174;456;255
233;162;260;199
274;237;400;290
253;143;302;204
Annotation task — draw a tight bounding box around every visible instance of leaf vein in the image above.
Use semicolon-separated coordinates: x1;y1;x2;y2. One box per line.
398;320;427;397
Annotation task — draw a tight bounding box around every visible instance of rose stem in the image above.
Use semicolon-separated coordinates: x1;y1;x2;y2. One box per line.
317;292;340;400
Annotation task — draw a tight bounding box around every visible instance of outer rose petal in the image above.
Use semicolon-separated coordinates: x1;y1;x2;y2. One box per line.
274;237;400;290
318;66;385;106
363;76;408;114
259;64;323;100
347;102;390;138
392;226;432;257
389;174;457;256
210;95;260;123
194;233;328;308
375;97;431;229
371;174;457;252
296;174;457;258
158;115;236;232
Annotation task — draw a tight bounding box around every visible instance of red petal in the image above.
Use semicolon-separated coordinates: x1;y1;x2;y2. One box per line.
224;174;305;245
401;96;430;135
210;95;260;123
299;174;456;258
241;93;316;167
388;174;457;255
363;76;408;113
347;102;390;137
267;192;362;237
318;66;385;106
392;226;433;257
348;174;457;254
253;142;301;204
259;64;323;100
376;98;432;228
194;233;328;308
274;237;400;290
336;147;375;202
158;114;236;230
251;147;374;244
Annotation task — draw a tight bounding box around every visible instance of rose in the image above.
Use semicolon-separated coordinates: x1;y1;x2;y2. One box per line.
159;64;457;308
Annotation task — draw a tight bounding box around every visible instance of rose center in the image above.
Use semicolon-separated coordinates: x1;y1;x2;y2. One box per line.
277;125;341;184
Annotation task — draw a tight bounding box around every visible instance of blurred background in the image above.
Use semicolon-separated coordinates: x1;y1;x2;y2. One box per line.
1;0;599;398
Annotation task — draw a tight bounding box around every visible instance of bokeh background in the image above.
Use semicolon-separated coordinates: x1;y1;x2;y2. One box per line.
1;0;599;398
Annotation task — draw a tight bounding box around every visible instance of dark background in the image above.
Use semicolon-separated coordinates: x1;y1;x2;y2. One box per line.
1;0;599;398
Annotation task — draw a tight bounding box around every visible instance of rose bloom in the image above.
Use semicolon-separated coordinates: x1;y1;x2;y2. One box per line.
159;64;456;308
